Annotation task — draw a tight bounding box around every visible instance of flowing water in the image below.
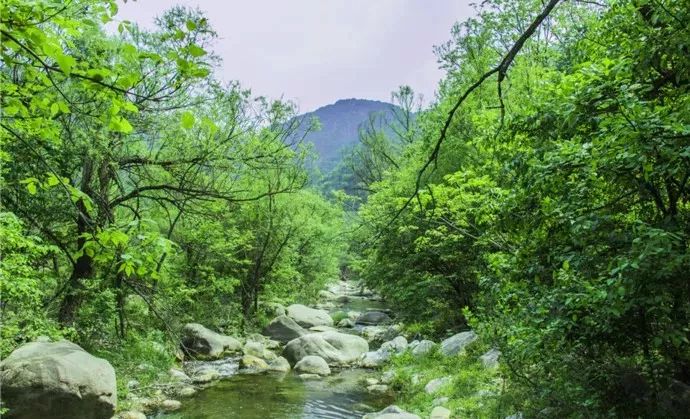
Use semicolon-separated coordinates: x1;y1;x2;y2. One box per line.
161;369;392;419
159;282;393;419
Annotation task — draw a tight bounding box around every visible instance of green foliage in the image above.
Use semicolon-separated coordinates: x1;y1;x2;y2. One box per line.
352;0;690;416
388;342;507;418
0;212;65;357
0;0;345;388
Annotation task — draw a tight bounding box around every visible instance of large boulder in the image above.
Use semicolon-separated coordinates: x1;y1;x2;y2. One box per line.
286;304;333;328
294;355;331;375
430;406;451;419
262;315;308;344
240;355;269;371
267;356;291;372
425;376;451;394
480;348;501;368
283;331;368;366
181;323;241;359
360;350;391;368
319;331;369;362
380;336;407;354
440;331;477;356
356;311;392;325
0;340;117;419
363;405;421;419
361;325;401;344
411;340;436;358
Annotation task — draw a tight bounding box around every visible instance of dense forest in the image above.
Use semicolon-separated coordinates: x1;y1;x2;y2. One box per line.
1;0;689;418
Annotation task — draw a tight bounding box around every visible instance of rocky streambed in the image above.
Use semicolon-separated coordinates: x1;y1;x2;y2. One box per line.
154;281;402;419
1;281;485;419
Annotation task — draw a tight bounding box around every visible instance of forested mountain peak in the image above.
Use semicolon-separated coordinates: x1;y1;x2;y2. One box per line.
292;98;401;171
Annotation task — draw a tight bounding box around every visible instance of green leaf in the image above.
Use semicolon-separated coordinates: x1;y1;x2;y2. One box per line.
109;116;133;134
55;53;76;75
186;20;197;31
181;111;195;129
188;45;207;58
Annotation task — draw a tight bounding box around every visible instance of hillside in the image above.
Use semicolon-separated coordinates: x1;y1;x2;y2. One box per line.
291;98;400;171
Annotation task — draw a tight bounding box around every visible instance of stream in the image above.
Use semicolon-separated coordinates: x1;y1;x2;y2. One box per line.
158;282;395;419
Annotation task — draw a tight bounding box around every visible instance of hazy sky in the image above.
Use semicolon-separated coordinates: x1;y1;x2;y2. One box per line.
115;1;475;112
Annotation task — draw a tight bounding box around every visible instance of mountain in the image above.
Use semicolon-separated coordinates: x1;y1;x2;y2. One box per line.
290;98;400;172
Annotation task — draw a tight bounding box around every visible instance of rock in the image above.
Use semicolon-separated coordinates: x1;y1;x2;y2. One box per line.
360;350;391;368
318;290;337;300
338;318;355;328
319;331;369;363
119;411;147;419
286;304;334;328
265;339;281;350
347;311;361;321
367;384;389;393
262;315;308;344
294;355;331;375
381;370;396;384
298;373;322;380
425;376;451;394
336;295;350;303
432;397;449;407
283;331;368;366
356;311;392;325
411;340;436;357
315;302;336;310
0;340;117;419
505;413;523;419
480;348;501;368
160;399;182;412
309;325;337;332
243;340;265;357
181;323;241;359
240;355;269;370
169;367;191;382
440;331;477;356
262;349;278;361
191;368;220;383
136;363;154;371
430;406;451;419
362;404;421;419
380;336;407;354
268;302;286;317
127;379;140;389
177;386;197;397
267;356;291;372
365;377;380;386
411;373;421;386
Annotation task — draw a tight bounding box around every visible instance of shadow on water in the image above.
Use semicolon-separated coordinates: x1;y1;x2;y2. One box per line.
161;369;392;419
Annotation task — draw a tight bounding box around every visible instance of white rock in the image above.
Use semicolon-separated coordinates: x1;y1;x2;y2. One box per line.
294;355;331;375
440;331;477;356
160;399;182;412
425;376;451;394
430;406;451;419
480;348;501;368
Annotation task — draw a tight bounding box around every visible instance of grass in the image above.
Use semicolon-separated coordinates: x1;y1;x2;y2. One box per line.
386;341;513;418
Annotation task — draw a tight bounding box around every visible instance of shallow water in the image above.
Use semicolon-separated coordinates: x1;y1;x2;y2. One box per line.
334;295;388;314
162;369;392;419
161;283;394;419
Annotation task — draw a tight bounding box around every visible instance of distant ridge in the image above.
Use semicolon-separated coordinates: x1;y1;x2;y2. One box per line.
290;98;401;171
